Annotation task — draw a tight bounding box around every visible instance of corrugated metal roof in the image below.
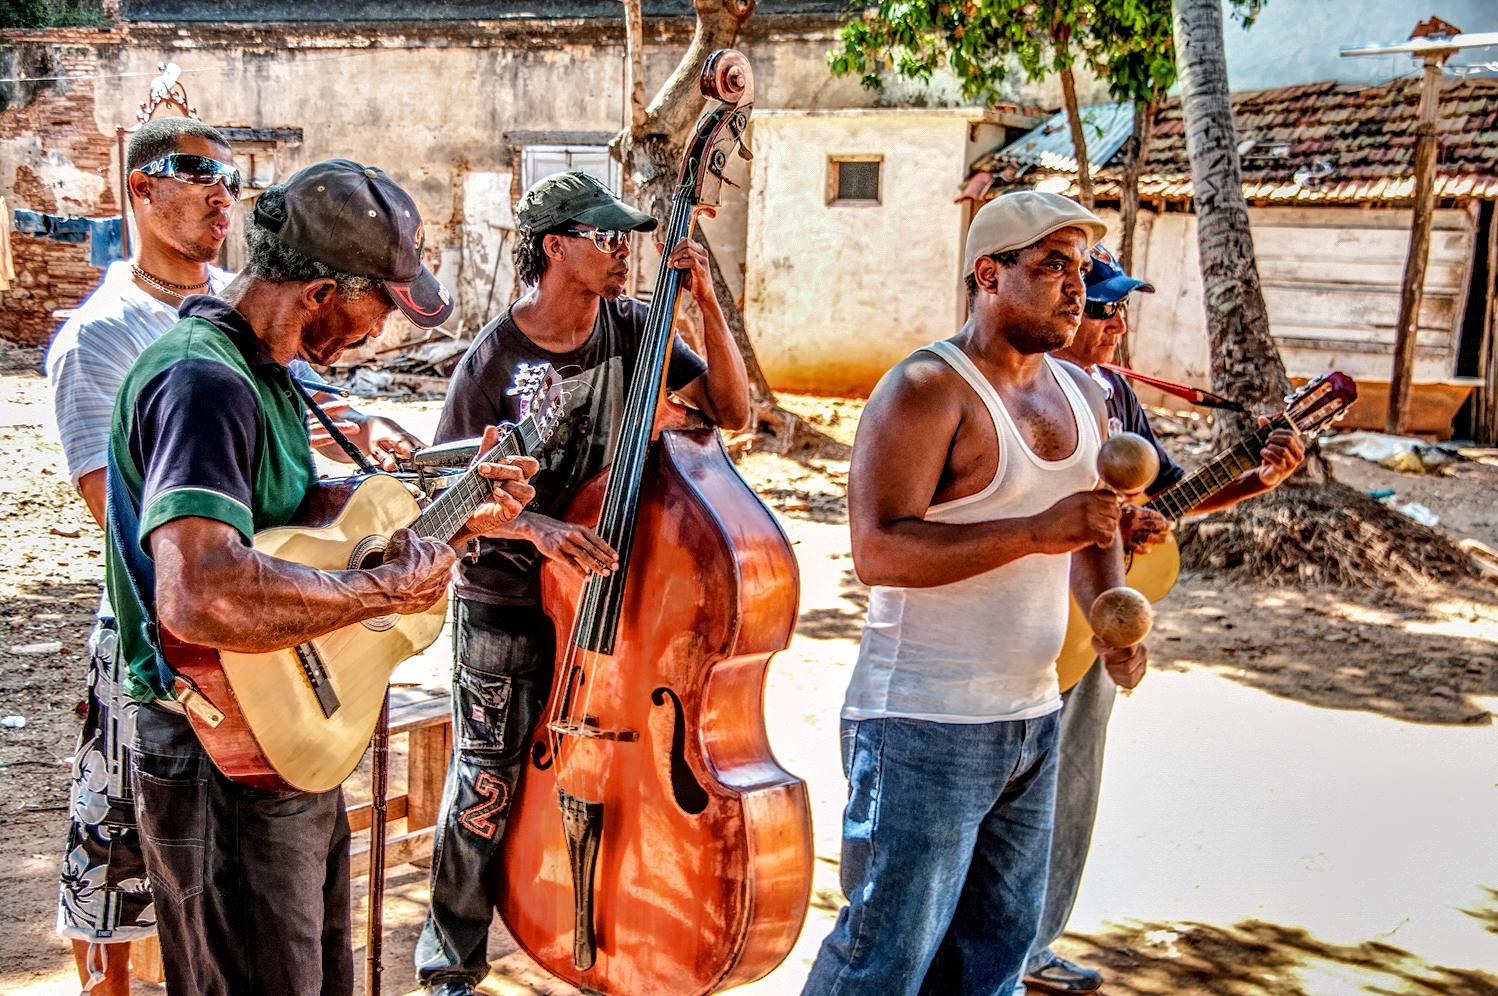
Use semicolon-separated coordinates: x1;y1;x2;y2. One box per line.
972;102;1136;174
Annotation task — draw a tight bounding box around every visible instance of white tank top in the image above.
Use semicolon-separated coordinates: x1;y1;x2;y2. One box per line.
842;342;1103;724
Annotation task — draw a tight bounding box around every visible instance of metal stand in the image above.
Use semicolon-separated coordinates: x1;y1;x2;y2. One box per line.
365;689;390;996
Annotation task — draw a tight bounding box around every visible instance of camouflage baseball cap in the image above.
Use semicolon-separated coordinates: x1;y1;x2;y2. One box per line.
515;171;656;234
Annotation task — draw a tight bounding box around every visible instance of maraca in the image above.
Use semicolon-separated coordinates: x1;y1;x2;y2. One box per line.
1096;431;1159;497
1089;432;1158;647
1090;586;1153;647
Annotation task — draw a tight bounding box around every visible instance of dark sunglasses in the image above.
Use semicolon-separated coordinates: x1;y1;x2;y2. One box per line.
134;153;242;200
561;228;630;253
1084;298;1128;320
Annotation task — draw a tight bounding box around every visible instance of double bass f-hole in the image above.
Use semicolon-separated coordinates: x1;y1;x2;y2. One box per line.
652;687;708;815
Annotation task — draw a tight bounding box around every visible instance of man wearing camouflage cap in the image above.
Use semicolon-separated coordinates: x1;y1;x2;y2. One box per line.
416;171;749;995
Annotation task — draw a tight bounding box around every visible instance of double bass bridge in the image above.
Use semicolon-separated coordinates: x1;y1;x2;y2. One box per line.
548;716;639;742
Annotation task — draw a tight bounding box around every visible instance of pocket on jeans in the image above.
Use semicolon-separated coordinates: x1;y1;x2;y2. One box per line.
454;665;514;761
131;761;207;903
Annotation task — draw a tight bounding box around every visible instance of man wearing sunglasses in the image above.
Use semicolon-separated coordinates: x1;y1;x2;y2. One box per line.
415;170;750;995
1024;245;1304;995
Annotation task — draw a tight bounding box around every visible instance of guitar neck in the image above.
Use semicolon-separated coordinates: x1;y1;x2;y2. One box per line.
410;418;541;543
1145;414;1289;520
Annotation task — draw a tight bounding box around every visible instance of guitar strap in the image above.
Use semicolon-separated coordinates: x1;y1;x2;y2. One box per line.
1097;361;1248;413
289;375;382;476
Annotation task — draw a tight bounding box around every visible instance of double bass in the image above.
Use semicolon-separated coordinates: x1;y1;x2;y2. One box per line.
497;51;813;995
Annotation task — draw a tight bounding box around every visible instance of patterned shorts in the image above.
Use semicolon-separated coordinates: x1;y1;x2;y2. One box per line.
55;619;155;942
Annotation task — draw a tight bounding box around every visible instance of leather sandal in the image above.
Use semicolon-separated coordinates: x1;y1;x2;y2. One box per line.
1024;952;1103;994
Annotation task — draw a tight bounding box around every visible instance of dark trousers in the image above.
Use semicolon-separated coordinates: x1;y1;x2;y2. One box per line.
132;704;354;996
415;599;556;988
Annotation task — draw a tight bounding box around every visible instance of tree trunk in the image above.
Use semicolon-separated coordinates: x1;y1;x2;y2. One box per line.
1114;98;1156;367
1059;65;1095;210
613;0;831;455
615;0;755;219
1170;0;1304;456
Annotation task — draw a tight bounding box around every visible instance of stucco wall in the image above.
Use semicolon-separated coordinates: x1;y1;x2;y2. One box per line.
1105;206;1476;406
743;109;990;397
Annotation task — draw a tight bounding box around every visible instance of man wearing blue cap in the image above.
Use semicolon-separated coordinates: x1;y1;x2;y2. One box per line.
1024;244;1305;994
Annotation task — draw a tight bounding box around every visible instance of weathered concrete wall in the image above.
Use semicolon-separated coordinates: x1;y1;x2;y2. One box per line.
743;108;992;397
0;34;121;345
1;13;1111;348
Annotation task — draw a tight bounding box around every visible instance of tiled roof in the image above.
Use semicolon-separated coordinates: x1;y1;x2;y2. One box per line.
971;77;1498;204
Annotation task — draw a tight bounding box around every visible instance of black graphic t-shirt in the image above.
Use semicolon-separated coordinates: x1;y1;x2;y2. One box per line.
436;296;708;605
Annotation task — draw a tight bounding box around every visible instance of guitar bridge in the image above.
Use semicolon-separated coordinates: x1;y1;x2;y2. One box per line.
294;642;342;718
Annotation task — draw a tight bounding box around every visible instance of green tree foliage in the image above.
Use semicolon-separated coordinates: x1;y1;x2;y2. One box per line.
829;0;1263;111
0;0;105;30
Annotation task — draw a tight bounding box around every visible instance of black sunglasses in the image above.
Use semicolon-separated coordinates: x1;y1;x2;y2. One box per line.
1084;298;1127;320
134;153;242;201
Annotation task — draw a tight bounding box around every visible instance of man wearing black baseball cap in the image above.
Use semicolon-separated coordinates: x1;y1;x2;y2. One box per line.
106;158;539;995
414;170;750;995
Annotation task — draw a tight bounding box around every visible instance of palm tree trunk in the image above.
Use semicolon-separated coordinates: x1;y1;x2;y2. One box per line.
1171;0;1308;457
1059;66;1095;210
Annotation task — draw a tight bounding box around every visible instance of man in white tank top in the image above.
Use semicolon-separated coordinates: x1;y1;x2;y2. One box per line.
800;192;1148;996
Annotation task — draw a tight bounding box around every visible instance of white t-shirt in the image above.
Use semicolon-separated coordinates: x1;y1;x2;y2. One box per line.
46;261;236;487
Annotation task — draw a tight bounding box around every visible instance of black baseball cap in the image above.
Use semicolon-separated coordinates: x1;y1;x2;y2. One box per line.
252;158;454;328
516;171;657;234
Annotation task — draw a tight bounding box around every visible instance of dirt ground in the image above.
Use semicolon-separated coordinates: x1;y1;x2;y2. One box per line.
4;342;1498;994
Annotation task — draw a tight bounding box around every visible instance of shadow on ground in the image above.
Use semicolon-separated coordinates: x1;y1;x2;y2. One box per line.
797;568;870;641
1155;575;1498;726
1060;918;1498;996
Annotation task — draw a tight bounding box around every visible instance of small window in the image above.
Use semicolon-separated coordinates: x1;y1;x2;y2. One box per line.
521;145;621;196
828;155;882;205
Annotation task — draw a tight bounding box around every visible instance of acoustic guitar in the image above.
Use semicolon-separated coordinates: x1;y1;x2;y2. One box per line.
1053;371;1358;691
163;363;565;793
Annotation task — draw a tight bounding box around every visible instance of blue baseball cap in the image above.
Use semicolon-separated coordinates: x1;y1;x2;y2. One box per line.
1085;244;1155;303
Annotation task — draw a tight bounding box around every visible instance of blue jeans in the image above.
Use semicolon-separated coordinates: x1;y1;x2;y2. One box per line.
415;599;556;988
802;712;1061;996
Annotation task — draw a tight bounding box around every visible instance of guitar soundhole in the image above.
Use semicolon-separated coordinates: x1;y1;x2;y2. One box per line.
348;536;399;631
349;535;388;572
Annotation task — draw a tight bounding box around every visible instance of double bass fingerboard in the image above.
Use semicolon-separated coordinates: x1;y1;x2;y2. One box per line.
569;116;737;655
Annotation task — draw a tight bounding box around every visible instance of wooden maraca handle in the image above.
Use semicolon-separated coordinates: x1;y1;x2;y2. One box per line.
1097;431;1159;496
1090;586;1153;647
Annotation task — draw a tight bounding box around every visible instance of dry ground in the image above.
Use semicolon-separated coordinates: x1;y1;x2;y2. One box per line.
4;348;1498;994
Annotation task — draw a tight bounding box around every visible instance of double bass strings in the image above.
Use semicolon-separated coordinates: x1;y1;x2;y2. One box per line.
549;190;696;798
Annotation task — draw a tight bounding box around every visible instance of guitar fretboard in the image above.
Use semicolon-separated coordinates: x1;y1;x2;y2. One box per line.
1144;414;1291;520
411;417;542;542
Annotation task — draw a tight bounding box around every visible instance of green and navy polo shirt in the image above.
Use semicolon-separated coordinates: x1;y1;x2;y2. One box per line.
105;297;316;704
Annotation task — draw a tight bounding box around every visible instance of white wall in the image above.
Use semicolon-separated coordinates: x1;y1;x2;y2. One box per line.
1104;206;1476;404
743;109;985;396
